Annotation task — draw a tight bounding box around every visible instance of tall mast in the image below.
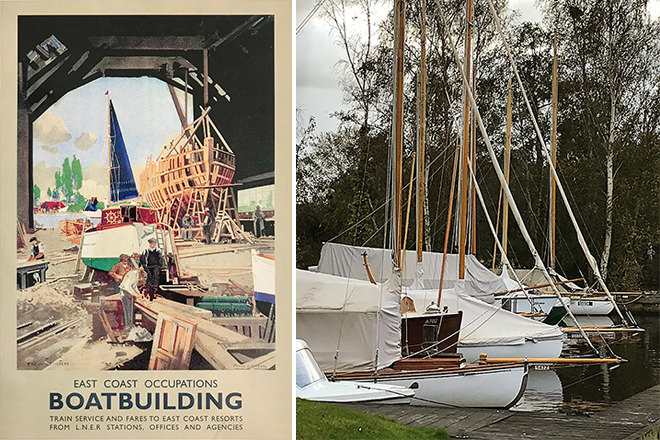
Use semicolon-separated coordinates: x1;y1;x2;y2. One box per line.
549;32;558;269
107;93;111;205
416;0;427;263
458;0;473;279
470;56;477;254
502;72;513;260
392;0;406;268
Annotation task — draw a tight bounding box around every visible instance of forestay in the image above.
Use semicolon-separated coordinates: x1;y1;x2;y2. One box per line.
296;270;401;373
316;242;508;303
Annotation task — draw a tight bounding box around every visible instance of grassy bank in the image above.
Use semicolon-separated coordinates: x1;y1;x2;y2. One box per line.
296;398;449;440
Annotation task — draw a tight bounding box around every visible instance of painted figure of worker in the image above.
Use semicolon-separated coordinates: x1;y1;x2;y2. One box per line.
181;213;194;241
109;253;133;293
202;208;213;244
119;266;143;330
140;238;163;294
28;237;45;261
254;205;266;238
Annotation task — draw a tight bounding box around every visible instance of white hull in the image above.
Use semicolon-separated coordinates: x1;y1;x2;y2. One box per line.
493;294;558;315
81;223;158;260
569;298;614;315
347;364;528;408
458;335;564;362
298;380;413;405
296;340;414;405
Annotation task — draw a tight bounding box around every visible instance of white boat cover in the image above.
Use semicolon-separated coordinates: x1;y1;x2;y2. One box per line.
316;242;509;303
510;267;582;292
404;284;563;347
296;270;402;373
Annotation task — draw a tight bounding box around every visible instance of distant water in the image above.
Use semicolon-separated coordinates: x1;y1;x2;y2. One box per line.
512;313;659;413
34;212;101;228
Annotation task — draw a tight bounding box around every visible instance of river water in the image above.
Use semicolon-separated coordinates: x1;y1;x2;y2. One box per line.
34;212;101;228
512;313;659;413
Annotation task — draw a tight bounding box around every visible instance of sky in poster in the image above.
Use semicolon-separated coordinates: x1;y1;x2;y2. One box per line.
33;77;189;203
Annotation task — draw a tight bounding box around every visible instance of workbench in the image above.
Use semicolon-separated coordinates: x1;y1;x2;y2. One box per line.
16;260;49;290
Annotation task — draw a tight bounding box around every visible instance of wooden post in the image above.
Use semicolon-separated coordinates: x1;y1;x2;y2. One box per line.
17;60;32;230
184;68;189;123
458;0;473;279
203;48;209;106
417;0;427;264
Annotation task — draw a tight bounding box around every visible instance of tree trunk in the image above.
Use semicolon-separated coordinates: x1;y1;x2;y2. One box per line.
423;162;432;252
600;92;616;280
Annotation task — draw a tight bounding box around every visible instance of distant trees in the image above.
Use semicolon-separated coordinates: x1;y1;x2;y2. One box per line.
51;155;84;203
33;184;40;203
296;0;659;290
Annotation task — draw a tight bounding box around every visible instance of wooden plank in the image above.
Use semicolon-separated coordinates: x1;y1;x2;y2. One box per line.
194;332;241;370
236;351;276;370
98;310;118;343
152;297;212;320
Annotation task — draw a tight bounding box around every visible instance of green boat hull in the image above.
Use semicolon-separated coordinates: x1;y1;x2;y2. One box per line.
82;257;120;272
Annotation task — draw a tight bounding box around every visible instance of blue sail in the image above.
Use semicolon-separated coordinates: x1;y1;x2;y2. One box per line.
109;100;139;202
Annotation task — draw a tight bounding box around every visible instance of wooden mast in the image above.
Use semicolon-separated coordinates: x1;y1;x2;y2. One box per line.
438;146;460;304
416;0;427;263
402;153;416;273
458;0;473;279
549;32;558;269
393;0;405;268
502;72;513;260
491;73;513;271
107;92;112;205
470;56;477;255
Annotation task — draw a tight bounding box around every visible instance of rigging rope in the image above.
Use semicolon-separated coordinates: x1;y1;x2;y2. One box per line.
481;0;628;326
432;0;599;354
296;0;325;35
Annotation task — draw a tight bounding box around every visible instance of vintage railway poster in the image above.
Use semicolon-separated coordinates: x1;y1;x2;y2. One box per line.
0;1;292;439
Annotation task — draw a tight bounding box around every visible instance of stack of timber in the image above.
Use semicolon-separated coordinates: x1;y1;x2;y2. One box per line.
135;297;274;370
59;218;91;236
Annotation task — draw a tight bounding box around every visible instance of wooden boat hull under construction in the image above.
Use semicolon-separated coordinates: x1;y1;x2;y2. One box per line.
335;362;528;408
138;109;236;224
139;137;235;211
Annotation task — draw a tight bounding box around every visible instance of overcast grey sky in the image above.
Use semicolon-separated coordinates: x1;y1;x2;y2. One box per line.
296;0;660;135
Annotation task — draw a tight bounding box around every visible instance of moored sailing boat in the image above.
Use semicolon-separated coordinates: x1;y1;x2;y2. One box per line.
297;270;529;408
81;96;174;273
297;0;529;408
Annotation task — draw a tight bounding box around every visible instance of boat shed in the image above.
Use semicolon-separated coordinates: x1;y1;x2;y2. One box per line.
18;15;274;229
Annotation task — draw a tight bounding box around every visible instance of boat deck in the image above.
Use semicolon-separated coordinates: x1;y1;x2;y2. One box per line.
340;384;660;439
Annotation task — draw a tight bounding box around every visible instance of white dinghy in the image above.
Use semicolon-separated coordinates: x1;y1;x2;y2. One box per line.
296;340;414;404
